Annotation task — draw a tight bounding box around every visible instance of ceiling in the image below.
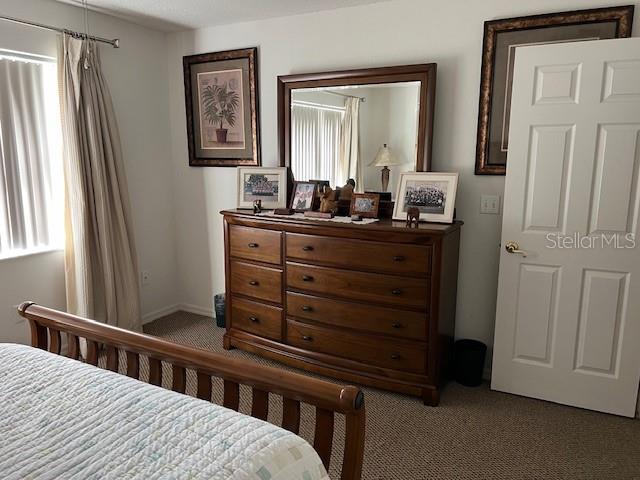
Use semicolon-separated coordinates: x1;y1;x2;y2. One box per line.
55;0;392;32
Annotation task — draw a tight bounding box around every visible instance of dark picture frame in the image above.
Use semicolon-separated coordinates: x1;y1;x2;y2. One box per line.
475;6;634;175
184;47;260;167
350;193;380;218
289;181;317;212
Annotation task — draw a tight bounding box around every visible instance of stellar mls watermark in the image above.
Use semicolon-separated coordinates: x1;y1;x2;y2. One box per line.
546;232;636;249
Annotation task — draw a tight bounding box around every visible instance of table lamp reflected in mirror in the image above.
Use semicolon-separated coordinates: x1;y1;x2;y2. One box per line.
370;144;404;192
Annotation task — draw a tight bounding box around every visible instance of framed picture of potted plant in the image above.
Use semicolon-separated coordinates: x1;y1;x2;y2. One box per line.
183;47;260;166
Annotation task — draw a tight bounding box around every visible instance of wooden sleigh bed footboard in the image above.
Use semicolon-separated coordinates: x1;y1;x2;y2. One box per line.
18;302;365;480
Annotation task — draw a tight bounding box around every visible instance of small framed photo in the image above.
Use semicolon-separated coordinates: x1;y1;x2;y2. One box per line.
309;180;330;195
393;172;458;223
237;167;287;209
289;181;317;212
350;193;380;218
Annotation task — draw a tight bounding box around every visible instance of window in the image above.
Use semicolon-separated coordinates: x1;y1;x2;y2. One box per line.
0;50;63;259
291;101;344;187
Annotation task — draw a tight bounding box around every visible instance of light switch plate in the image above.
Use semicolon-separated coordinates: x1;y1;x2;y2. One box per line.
480;194;500;214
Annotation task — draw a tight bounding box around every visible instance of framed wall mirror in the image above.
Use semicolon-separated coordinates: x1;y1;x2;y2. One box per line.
278;64;436;199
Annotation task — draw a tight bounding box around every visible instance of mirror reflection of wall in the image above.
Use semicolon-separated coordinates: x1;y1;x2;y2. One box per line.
290;81;420;198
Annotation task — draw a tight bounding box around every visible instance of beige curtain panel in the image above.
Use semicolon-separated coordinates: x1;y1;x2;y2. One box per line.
58;34;140;331
339;97;362;191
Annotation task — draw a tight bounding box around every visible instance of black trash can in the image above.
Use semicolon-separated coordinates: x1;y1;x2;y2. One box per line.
453;339;487;387
214;293;226;328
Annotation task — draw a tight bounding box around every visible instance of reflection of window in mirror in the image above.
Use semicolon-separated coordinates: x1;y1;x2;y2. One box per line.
290;82;420;198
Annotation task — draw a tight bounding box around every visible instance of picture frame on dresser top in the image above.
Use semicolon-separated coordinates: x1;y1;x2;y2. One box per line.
474;5;634;175
289;181;318;212
237;167;288;209
393;172;458;223
184;47;260;167
221;209;463;405
350;193;380;218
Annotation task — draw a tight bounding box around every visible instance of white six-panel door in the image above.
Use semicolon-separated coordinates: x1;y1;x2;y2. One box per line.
492;38;640;417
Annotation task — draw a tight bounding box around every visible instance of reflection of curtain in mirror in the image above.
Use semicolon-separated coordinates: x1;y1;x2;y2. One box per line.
339;97;362;191
291;104;343;185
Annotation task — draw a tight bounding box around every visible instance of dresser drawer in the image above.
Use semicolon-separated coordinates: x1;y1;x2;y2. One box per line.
230;225;282;265
286;319;426;374
286;262;428;310
286;292;427;340
231;296;282;341
286;233;431;276
230;260;282;304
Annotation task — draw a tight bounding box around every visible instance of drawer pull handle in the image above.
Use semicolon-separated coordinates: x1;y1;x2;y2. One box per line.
391;353;402;360
248;243;259;248
302;275;314;282
249;280;259;286
393;255;405;262
302;305;313;312
391;288;402;295
302;335;313;342
392;322;403;329
249;316;259;323
302;246;314;251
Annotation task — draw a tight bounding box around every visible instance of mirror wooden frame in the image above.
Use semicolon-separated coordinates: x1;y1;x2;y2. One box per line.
278;64;437;174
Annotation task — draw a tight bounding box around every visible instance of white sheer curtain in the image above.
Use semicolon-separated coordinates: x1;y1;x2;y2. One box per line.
339;97;362;191
291;103;343;186
0;56;61;255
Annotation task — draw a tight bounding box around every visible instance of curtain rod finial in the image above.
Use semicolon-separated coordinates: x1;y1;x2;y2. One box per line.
113;39;120;48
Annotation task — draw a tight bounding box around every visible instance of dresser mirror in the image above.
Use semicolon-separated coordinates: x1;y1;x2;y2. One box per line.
278;64;436;199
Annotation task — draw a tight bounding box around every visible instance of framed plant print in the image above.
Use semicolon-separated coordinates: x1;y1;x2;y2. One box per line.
184;47;260;166
236;167;287;209
289;181;317;212
475;6;634;175
393;172;458;224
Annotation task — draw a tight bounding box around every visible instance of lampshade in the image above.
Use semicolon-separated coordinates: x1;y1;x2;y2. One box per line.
370;144;404;167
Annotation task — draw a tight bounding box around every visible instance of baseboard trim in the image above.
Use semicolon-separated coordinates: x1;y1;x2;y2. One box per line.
179;303;214;318
142;304;181;324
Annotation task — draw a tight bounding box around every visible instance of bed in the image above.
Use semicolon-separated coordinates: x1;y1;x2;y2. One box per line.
1;302;365;479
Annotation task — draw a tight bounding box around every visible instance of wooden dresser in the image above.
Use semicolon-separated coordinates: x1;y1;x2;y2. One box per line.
221;210;462;405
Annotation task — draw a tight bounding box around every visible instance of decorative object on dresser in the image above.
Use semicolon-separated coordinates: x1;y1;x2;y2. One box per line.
183;47;260;167
289;181;317;212
319;186;339;215
222;209;462;405
393;172;458;224
370;144;404;192
406;207;420;228
350;193;380;218
474;5;634;175
236;167;288;209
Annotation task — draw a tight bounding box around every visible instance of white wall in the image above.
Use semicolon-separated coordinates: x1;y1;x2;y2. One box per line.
166;0;640;359
0;0;178;343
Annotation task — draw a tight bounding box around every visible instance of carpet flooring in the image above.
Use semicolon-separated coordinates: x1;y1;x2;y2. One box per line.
144;311;640;480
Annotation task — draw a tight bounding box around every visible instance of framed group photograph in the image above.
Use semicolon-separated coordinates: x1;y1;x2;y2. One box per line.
393;172;458;223
475;6;634;175
236;167;287;209
184;47;260;167
350;193;380;218
289;181;317;212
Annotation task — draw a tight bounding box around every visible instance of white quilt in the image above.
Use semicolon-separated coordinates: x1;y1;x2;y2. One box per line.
0;343;329;480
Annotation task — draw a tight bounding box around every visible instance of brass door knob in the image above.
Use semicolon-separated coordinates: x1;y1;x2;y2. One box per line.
505;241;528;257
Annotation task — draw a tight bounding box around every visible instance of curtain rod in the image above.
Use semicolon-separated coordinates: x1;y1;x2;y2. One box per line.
326;91;365;102
0;14;120;48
